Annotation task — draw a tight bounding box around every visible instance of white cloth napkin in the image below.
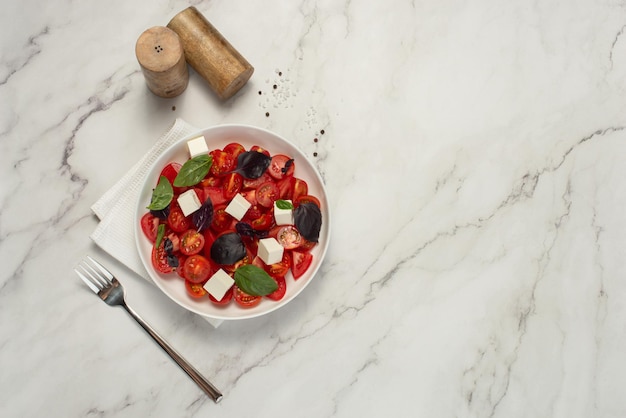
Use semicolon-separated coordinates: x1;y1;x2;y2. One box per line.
90;118;223;328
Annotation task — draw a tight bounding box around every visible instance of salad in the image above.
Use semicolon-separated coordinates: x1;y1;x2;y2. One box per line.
140;137;323;309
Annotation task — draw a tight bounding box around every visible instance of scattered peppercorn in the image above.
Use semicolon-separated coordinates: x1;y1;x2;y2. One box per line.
320;129;325;135
314;138;318;143
313;152;318;157
265;112;270;117
273;84;277;89
278;71;282;76
172;106;176;111
258;91;262;95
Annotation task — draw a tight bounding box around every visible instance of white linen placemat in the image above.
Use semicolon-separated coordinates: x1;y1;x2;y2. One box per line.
90;118;223;328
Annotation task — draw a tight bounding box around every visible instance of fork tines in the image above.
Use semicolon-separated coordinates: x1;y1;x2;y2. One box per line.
75;256;114;293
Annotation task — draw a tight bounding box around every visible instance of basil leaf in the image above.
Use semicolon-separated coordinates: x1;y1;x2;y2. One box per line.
155;224;165;248
150;205;170;220
174;155;212;187
236;222;268;239
166;253;179;268
193;199;214;232
294;202;322;242
147;176;174;211
234;264;278;296
210;232;246;265
234;151;271;179
275;199;294;210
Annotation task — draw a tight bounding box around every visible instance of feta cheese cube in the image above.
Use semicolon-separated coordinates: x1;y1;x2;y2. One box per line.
203;269;234;301
274;200;294;225
186;136;208;158
177;189;201;217
258;238;284;265
225;193;251;221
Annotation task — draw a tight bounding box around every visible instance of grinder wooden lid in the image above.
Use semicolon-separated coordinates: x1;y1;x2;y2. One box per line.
135;26;189;98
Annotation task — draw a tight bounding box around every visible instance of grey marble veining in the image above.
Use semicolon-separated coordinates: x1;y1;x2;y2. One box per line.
1;0;626;417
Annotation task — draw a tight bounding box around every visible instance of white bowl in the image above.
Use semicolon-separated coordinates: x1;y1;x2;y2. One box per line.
134;124;331;320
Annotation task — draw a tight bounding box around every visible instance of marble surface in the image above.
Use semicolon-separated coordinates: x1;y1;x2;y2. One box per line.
2;0;626;416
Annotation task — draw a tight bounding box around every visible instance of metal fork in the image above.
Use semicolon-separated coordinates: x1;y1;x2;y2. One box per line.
75;256;223;403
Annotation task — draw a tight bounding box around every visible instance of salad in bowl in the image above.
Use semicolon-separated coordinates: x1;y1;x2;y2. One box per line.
135;125;330;320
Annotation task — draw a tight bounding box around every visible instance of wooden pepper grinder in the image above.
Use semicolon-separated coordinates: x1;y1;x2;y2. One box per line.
167;7;254;100
135;26;189;98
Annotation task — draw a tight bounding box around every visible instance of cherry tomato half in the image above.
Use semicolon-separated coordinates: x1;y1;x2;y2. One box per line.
180;229;205;256
292;178;308;202
151;244;173;274
268;154;295;180
185;280;208;298
168;204;191;233
223;172;243;200
208;286;234;306
141;213;159;242
160;162;185;193
276;225;302;249
209;150;235;176
234;286;262;308
256;181;280;208
183;255;213;284
295;194;321;209
266;275;286;301
223;142;246;159
267;252;291;278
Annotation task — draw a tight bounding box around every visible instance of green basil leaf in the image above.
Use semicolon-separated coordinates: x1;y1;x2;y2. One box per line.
147;176;174;210
275;199;294;210
155;224;165;248
234;264;278;296
173;155;212;187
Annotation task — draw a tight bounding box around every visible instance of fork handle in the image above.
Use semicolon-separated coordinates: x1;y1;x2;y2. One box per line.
122;303;223;403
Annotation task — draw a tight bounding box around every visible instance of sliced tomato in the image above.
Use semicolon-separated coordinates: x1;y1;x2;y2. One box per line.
295;194;321;208
222;254;251;274
180;229;205;255
202;229;217;259
200;176;222;187
183;255;213;284
267;252;291;278
242;204;263;223
256;181;280;207
140;213;159;242
252;255;266;270
292;178;308;202
166;232;180;252
250;145;270;156
243;172;272;189
211;205;236;233
276;225;302;249
208;286;234;305
223;172;243;200
234;286;262;308
168;204;191;233
266;275;286;301
209;150;235;176
160;162;185;193
277;176;295;200
298;239;317;251
151;244;173;274
251;213;274;231
268;154;295;180
176;255;188;279
185;280;207;298
223;142;246;159
203;185;229;206
291;250;313;279
240;189;257;205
